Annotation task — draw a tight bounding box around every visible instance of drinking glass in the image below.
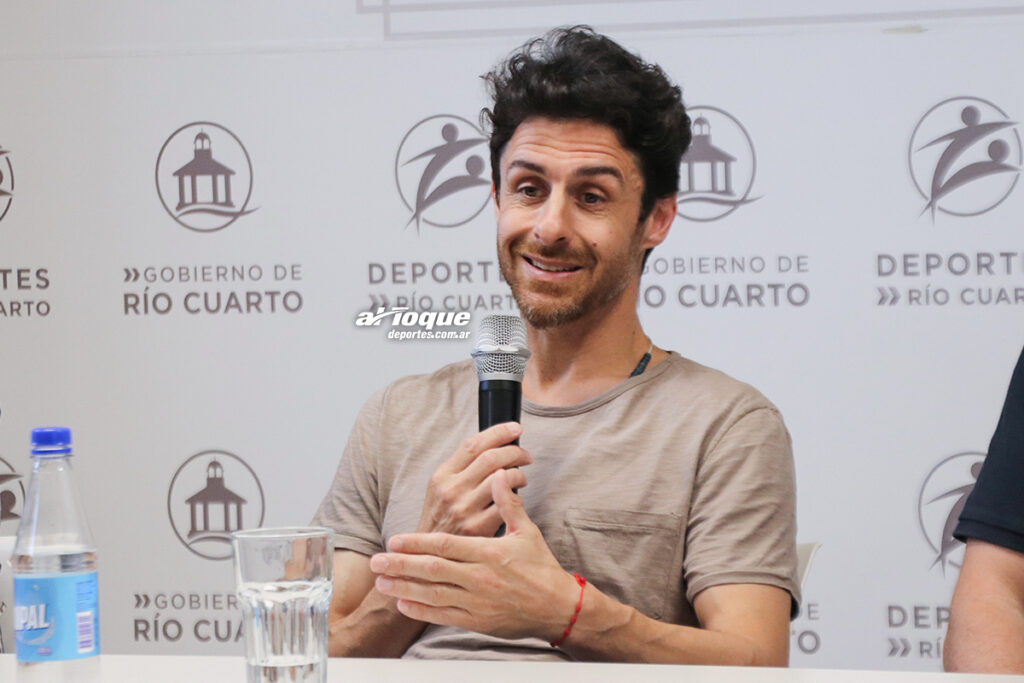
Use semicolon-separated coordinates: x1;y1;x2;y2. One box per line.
231;527;333;683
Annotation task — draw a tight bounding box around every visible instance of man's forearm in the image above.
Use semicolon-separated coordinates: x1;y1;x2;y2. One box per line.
328;587;427;658
561;584;786;666
945;541;1024;673
946;591;1024;672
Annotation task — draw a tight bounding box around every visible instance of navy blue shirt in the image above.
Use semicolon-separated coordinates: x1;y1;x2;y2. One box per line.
955;345;1024;554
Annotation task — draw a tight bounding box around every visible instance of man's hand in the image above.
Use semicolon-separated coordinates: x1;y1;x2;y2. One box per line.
322;423;531;657
374;469;578;641
371;469;792;665
417;422;532;537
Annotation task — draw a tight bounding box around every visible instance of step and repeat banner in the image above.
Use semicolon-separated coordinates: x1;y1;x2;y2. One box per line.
2;0;1024;671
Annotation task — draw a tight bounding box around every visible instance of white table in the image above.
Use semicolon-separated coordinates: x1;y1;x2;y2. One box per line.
0;655;1020;683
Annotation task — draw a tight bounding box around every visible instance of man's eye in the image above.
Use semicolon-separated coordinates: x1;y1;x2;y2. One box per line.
581;192;603;204
519;185;539;197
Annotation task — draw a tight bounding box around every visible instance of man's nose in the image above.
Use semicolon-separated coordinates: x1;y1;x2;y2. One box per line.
532;190;572;244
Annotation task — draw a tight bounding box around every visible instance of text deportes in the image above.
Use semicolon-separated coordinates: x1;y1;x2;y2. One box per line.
877;252;1024;277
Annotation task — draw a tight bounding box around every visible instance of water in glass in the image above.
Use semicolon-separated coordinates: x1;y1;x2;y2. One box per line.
238;577;331;683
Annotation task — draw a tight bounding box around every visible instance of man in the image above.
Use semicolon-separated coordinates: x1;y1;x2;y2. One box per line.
312;26;799;663
945;344;1024;673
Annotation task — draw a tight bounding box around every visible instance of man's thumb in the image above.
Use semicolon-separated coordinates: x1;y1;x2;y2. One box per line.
492;469;529;533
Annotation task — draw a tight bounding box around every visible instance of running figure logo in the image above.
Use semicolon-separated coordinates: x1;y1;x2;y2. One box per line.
0;146;13;224
394;115;491;231
0;456;25;535
909;97;1022;219
917;452;986;575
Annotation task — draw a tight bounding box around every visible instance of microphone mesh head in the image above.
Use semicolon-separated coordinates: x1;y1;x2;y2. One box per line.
471;314;530;380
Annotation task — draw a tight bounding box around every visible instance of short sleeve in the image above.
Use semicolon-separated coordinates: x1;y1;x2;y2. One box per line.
310;386;389;557
955;345;1024;553
683;406;801;616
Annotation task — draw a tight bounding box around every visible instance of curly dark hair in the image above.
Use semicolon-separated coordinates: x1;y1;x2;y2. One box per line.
482;26;691;222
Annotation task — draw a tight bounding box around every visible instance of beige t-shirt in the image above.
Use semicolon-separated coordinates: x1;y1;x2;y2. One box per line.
312;352;799;660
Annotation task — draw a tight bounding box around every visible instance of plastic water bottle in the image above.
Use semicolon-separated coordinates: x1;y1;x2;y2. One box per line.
11;427;99;676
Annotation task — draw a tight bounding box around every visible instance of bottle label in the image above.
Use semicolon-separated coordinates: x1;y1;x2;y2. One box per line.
13;572;99;661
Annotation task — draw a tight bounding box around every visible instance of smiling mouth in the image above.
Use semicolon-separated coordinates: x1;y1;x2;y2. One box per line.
523;255;582;273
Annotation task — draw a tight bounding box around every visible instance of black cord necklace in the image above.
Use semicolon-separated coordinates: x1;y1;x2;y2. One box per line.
629;339;654;378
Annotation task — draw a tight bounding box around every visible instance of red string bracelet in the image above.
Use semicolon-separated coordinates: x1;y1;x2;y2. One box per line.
550;573;587;648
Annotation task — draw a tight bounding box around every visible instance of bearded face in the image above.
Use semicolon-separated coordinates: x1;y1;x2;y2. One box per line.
495;118;653;329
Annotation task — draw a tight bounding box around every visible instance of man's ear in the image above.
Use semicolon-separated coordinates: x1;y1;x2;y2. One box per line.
641;194;677;250
492;182;500;215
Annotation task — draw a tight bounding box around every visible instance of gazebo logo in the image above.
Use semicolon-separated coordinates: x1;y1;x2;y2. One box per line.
0;145;14;224
155;122;258;232
908;97;1022;220
0;456;25;536
917;451;986;576
677;106;760;222
394;114;491;231
167;450;265;560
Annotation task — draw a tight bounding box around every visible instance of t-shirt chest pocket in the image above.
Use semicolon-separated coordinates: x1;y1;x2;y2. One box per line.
555;507;682;621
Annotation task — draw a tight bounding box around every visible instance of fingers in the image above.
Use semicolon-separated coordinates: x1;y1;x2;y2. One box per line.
464;465;528;513
376;574;477;629
371;548;465;583
492;469;530;534
375;574;467;608
441;423;522;475
462;444;532;484
394;600;471;629
419;423;531;537
466;507;505;538
385;532;486;563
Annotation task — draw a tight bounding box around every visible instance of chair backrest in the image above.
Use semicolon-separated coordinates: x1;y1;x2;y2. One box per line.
0;535;16;654
796;541;821;590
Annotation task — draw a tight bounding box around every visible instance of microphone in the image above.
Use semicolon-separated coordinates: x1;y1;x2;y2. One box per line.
471;314;530;536
471;314;530;438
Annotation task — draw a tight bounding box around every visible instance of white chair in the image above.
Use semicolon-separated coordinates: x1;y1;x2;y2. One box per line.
796;541;821;590
0;535;16;654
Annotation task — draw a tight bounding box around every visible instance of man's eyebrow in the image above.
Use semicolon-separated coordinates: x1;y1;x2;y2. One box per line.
506;159;545;174
573;165;624;184
506;160;624;185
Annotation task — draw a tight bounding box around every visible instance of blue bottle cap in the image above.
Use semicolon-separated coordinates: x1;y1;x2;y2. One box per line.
31;426;73;456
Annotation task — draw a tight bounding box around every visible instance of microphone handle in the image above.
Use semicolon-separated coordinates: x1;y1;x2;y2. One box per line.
478;380;522;442
479;379;521;537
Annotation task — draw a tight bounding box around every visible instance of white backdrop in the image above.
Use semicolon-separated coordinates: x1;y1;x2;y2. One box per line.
2;0;1024;670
